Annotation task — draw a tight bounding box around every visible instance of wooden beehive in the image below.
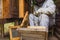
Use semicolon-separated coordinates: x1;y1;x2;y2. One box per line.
18;26;48;40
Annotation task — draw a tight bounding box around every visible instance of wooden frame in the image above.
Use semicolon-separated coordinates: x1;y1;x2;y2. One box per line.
9;11;28;40
9;26;20;40
20;11;28;27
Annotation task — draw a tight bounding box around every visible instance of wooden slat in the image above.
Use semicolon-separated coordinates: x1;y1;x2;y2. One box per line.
3;0;10;18
19;0;24;18
20;11;28;27
0;0;3;19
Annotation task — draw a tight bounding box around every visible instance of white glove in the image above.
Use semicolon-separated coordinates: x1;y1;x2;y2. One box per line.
33;11;37;15
37;8;51;14
37;8;45;13
33;11;40;17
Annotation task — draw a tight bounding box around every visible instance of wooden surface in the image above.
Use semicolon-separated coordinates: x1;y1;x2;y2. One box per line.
17;27;48;40
19;0;24;18
55;0;60;38
0;0;25;19
3;0;10;18
0;0;3;19
0;35;59;40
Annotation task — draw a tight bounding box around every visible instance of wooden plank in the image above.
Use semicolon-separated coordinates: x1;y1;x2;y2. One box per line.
19;0;24;18
20;11;28;27
3;0;10;18
0;0;3;19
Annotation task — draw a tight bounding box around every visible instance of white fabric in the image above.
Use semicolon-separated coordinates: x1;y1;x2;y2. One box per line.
35;0;56;14
29;0;56;27
29;14;49;27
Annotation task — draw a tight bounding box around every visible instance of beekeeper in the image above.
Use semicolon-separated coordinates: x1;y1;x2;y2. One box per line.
29;0;56;27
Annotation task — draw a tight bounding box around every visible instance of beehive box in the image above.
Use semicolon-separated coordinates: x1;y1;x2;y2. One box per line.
18;26;48;40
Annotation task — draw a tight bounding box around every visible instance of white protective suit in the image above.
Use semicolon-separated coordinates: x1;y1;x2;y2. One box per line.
29;0;56;27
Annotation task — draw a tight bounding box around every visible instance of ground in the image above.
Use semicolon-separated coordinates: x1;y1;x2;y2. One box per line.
0;35;59;40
